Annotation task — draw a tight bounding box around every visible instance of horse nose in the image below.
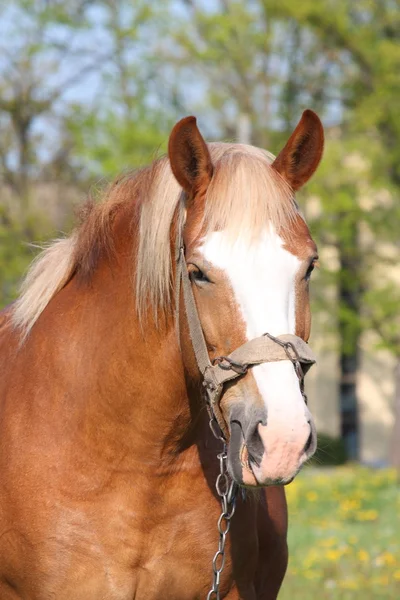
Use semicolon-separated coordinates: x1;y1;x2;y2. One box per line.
244;420;264;467
245;419;315;470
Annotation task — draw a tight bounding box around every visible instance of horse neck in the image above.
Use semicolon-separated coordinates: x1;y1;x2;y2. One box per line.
38;210;202;466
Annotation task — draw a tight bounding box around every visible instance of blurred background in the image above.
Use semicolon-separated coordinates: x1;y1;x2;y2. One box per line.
0;1;399;597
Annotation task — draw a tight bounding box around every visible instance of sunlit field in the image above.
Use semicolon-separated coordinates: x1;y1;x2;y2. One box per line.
280;467;400;599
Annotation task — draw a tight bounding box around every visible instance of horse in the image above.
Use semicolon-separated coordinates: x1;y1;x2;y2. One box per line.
0;110;324;599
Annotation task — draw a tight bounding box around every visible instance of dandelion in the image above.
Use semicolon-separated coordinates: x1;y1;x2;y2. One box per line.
326;549;342;562
348;535;358;545
357;549;369;562
356;509;379;522
319;537;337;548
375;551;397;566
304;570;319;580
372;575;390;586
306;491;318;502
339;579;359;590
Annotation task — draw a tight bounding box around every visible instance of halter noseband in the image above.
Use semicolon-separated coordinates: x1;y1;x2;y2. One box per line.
176;245;316;439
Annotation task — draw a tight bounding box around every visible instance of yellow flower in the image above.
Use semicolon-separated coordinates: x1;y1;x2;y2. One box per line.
306;491;318;502
303;549;320;568
386;468;397;483
372;575;390;586
356;509;378;522
339;498;361;512
319;537;337;548
348;535;358;545
326;549;342;562
340;579;359;590
376;551;397;566
357;549;369;562
304;570;319;580
393;570;400;581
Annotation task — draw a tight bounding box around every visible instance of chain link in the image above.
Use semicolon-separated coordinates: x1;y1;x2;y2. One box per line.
206;415;238;600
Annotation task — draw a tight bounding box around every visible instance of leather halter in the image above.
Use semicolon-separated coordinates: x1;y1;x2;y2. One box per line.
175;245;316;439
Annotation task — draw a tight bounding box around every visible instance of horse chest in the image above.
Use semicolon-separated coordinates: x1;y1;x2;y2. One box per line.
125;506;245;600
103;494;258;600
0;485;259;600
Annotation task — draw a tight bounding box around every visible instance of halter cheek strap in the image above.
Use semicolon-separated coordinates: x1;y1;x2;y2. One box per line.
176;246;317;439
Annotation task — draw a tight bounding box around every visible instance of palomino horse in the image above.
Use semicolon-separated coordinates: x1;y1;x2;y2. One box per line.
0;110;323;599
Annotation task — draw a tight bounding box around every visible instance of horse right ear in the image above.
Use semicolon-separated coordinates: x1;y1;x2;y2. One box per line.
272;110;324;191
168;116;213;198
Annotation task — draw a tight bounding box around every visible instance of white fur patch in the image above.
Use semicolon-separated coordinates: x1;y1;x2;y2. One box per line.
201;228;311;443
201;228;300;339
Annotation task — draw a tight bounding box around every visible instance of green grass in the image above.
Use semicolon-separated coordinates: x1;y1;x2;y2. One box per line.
280;466;400;599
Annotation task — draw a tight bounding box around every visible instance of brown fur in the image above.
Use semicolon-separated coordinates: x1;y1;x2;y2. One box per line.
0;112;323;599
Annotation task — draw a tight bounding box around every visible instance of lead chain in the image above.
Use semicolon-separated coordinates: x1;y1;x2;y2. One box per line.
206;416;238;600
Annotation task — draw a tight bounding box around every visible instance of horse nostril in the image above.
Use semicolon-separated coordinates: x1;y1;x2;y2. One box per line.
245;421;264;467
303;430;314;455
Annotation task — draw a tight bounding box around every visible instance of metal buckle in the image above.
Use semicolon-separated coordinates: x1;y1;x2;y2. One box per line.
212;356;248;375
282;340;301;363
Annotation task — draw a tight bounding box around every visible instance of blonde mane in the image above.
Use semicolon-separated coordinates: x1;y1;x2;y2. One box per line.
12;142;296;337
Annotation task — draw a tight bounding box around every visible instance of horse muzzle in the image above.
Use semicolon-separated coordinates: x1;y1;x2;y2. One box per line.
226;396;317;487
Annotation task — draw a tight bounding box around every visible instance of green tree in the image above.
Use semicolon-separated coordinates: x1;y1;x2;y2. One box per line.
0;0;111;201
0;0;108;306
170;0;400;459
68;0;177;178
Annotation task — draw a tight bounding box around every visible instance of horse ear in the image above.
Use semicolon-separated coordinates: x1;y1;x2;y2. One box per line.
168;116;213;197
272;110;324;191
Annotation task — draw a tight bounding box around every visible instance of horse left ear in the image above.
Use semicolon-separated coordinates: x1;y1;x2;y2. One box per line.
272;110;324;191
168;116;213;198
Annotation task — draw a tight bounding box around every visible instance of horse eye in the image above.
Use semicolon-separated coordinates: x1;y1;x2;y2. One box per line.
191;268;210;283
305;261;316;281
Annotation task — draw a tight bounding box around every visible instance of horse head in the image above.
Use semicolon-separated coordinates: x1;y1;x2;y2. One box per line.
168;112;324;487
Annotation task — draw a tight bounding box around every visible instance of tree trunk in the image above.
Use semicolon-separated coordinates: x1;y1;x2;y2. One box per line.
339;350;360;461
338;225;362;461
389;357;400;472
15;116;31;208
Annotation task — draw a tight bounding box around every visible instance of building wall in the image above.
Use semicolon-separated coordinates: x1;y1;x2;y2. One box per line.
307;329;395;465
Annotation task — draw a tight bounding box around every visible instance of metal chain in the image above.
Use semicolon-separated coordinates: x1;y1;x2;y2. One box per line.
206;414;238;600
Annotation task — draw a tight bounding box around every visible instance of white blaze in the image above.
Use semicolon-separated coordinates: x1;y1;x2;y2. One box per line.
201;228;312;468
201;228;299;340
